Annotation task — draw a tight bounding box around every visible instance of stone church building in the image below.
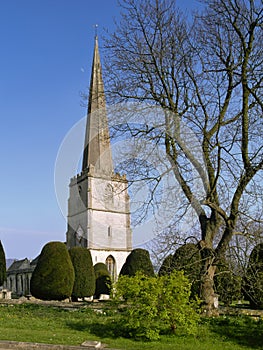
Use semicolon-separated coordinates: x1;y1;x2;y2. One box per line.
66;36;132;279
4;36;132;296
5;258;38;297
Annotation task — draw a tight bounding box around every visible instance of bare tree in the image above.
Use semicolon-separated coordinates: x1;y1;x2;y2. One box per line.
103;0;263;313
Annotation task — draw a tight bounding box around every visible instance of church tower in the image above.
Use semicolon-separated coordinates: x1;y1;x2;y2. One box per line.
66;36;132;279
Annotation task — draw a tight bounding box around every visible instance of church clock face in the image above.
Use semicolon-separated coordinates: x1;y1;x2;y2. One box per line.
104;183;114;208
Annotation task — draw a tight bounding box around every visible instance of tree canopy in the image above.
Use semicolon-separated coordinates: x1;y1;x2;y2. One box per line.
104;0;263;313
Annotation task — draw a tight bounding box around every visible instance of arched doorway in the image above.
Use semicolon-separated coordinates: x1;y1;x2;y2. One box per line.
106;255;116;280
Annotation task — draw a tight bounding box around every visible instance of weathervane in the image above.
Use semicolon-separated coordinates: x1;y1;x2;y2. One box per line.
93;24;98;37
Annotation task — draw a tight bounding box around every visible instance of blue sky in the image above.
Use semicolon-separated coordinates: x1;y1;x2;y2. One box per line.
0;0;200;259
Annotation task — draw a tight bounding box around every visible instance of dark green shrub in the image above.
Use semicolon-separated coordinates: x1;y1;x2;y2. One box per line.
94;262;111;298
214;258;241;306
242;243;263;308
94;263;108;277
0;241;6;286
120;248;155;277
69;247;95;300
172;243;202;297
30;241;74;301
158;254;174;276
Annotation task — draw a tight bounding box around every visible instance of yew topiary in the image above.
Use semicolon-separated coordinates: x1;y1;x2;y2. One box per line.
94;263;109;277
158;254;175;276
94;262;111;298
0;241;6;286
172;243;202;297
30;241;74;301
120;248;155;277
69;247;95;300
214;258;241;306
242;243;263;308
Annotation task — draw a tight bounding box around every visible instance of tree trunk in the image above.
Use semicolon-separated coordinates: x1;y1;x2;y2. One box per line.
199;240;219;316
200;259;218;316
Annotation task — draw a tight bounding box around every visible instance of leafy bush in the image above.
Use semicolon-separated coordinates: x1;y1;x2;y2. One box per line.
242;243;263;308
30;241;75;301
69;247;95;300
113;271;200;340
120;248;155;277
94;262;111;298
0;240;6;286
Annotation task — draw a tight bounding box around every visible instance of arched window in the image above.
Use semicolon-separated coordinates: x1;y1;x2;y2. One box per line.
106;255;116;280
75;225;86;247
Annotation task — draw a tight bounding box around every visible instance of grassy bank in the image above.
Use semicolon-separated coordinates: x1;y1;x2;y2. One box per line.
0;302;262;350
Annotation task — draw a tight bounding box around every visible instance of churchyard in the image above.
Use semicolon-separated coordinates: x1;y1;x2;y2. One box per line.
1;2;262;348
0;300;262;350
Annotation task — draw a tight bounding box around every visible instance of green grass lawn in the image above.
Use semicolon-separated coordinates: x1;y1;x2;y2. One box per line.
0;302;262;350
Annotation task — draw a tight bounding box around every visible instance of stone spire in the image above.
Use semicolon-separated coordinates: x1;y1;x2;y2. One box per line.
82;36;113;174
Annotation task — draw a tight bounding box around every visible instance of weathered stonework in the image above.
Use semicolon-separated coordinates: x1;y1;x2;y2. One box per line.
4;258;38;297
66;170;132;278
66;37;132;278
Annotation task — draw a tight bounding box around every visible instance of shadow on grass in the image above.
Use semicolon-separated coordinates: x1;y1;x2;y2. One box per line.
65;320;91;332
207;316;263;349
66;313;263;347
66;319;129;339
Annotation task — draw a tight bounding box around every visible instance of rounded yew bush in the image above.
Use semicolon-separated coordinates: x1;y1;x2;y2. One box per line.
69;247;95;300
94;262;111;298
158;254;174;276
242;243;263;308
214;258;241;306
0;240;6;286
120;248;155;277
30;241;74;301
172;243;202;297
